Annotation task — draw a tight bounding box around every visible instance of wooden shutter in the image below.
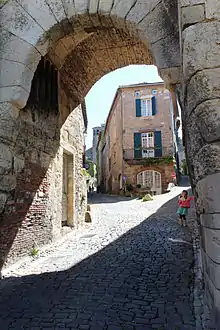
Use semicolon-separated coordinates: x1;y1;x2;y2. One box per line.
136;99;141;117
134;133;142;159
152;96;156;115
154;131;162;157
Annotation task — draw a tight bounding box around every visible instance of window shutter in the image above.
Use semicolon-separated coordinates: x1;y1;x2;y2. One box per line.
136;99;141;117
154;131;162;157
152;96;156;115
134;133;142;159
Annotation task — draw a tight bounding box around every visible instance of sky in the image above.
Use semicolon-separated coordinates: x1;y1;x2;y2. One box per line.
85;65;163;149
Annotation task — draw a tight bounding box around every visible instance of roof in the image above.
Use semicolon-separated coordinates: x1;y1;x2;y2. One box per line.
118;81;164;89
104;81;164;136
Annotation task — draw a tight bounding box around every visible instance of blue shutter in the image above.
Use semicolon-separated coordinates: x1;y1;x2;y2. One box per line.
154;131;162;157
136;99;141;117
134;133;142;159
152;96;156;115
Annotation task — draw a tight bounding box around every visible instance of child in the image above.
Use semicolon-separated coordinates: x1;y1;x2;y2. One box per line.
177;190;194;227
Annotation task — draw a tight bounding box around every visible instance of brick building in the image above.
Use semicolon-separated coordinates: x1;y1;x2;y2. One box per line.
97;82;174;195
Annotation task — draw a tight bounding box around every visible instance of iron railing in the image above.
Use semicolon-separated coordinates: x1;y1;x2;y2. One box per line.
123;147;173;160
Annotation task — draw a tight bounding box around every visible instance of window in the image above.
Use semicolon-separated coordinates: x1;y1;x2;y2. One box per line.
26;57;59;117
134;131;162;159
137;170;162;195
141;132;154;158
141;99;152;116
135;90;140;96
136;97;156;117
109;157;111;171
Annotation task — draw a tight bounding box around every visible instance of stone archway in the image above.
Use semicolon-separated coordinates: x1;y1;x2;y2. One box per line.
0;0;220;325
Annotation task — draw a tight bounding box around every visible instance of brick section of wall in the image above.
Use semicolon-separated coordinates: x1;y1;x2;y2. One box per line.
124;162;173;193
0;82;87;270
0;161;53;267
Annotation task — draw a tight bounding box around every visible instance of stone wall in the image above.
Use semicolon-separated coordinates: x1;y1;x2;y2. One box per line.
0;0;220;326
179;1;220;325
0;77;87;270
0;93;60;269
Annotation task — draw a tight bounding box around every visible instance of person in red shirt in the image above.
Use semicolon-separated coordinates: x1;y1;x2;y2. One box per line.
177;190;194;227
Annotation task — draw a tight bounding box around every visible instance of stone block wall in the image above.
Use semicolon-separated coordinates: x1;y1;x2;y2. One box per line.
0;101;60;269
0;78;87;270
0;0;219;325
179;1;220;325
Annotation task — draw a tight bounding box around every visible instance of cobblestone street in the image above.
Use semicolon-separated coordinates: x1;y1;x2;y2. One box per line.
0;188;201;329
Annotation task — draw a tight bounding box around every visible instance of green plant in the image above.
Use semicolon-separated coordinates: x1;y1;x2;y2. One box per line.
30;247;39;257
81;168;89;178
135;155;173;166
142;194;153;202
126;183;133;192
181;160;188;175
86;159;96;177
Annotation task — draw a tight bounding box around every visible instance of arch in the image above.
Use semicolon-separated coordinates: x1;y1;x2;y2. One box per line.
1;1;220;326
0;1;180;109
137;170;162;195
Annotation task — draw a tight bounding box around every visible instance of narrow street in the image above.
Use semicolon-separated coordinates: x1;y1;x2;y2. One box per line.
0;187;198;329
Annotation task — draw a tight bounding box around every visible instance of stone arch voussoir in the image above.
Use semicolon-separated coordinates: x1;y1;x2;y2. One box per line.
0;0;180;109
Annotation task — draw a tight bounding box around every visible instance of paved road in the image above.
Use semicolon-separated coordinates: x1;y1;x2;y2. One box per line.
0;189;197;329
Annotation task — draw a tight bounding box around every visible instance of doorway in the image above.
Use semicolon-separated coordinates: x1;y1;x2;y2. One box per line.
62;152;74;227
137;170;162;195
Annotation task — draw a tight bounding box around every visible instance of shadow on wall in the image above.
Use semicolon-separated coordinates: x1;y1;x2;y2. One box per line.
0;195;197;329
0;118;60;272
0;57;62;272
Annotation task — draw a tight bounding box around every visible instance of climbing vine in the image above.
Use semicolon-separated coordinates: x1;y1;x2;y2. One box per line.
131;156;173;166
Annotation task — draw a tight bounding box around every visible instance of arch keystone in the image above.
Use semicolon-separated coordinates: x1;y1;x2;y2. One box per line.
111;0;136;19
126;0;160;24
99;0;114;14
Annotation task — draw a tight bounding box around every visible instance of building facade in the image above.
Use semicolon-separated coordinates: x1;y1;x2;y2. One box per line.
85;147;93;161
98;83;174;195
92;124;105;164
